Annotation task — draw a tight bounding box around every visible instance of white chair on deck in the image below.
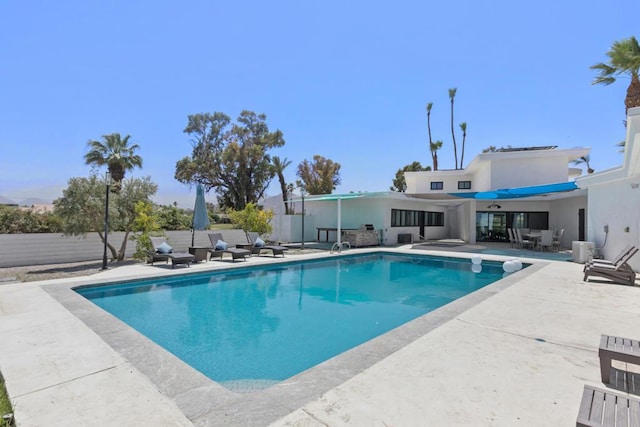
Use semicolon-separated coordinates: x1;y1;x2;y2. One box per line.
552;229;564;251
538;230;554;251
516;228;534;250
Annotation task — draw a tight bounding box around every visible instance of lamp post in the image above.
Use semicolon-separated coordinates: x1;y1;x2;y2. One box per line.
300;188;305;250
101;172;111;270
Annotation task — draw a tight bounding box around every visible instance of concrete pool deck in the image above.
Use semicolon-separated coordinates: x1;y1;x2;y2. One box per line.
1;247;639;426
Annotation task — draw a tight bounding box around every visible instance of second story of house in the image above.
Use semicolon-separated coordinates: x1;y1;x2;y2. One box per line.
405;146;590;195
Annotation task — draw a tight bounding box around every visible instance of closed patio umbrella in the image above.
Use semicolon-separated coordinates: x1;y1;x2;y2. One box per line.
191;184;210;246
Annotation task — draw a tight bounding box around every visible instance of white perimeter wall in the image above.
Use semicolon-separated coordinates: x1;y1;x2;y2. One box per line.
0;229;251;268
586;176;640;271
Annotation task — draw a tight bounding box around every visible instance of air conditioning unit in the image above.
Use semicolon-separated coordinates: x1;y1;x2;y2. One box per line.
572;241;595;263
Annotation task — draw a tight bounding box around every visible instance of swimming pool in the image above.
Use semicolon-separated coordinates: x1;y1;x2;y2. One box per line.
76;252;512;391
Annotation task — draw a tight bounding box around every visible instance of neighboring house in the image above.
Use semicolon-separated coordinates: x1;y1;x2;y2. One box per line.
577;106;640;271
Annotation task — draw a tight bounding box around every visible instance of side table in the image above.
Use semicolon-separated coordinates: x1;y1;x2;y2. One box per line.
189;246;210;263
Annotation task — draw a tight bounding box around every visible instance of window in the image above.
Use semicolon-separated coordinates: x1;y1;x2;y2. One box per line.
391;209;444;227
426;211;444;226
457;180;471;190
430;181;443;190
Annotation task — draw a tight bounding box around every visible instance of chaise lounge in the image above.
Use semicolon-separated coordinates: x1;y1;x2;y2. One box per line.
237;232;288;257
584;246;638;272
147;237;195;268
583;259;637;287
208;233;251;262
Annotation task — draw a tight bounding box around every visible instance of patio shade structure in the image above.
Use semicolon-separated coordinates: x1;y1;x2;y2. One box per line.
448;181;579;200
191;184;210;246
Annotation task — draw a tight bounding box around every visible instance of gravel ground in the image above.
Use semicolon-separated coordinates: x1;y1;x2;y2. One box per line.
0;260;140;283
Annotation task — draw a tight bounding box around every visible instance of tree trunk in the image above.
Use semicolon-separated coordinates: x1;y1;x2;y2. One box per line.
625;74;640;114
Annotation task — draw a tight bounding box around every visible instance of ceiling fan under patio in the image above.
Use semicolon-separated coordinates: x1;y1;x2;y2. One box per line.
487;202;502;209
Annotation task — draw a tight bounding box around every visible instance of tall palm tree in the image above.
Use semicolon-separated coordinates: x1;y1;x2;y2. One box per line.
430;140;443;171
272;156;292;214
84;133;143;190
591;36;640;114
426;102;441;171
449;88;458;169
459;122;467;169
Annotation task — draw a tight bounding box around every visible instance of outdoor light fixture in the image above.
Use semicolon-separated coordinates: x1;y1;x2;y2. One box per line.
300;187;305;250
101;171;111;270
487;202;502;209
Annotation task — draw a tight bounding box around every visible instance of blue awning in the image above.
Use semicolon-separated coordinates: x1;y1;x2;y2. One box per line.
448;181;579;200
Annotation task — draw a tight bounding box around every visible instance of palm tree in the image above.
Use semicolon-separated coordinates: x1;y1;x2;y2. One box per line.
84;133;143;190
572;155;594;174
426;103;439;170
272;156;292;214
591;36;640;114
459;122;467;169
430;140;443;171
449;88;458;169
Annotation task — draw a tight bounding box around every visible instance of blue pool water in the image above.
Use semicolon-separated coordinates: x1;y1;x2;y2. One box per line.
76;252;511;390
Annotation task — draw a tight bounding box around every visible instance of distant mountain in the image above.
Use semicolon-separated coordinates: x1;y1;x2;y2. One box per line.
0;195;17;205
20;197;52;206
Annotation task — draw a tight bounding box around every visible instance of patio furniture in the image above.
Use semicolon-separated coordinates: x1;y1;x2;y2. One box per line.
208;233;251;262
576;384;640;426
552;229;564;250
538;230;554;251
240;232;289;257
507;228;517;248
584;246;638;272
147;237;195;268
584;261;637;287
189;246;210;262
516;228;535;249
599;334;640;384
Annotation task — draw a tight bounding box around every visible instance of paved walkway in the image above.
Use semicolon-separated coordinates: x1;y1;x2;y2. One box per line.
0;247;638;426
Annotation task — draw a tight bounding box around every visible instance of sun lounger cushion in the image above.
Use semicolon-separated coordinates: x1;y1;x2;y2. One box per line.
215;240;228;250
254;237;265;247
156;242;173;254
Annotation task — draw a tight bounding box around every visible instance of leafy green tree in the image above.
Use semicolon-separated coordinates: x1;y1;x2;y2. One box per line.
156;203;191;230
272;156;292;214
390;161;431;192
131;201;162;261
591;36;640;114
459;122;468;169
53;175;158;262
175;110;285;210
449;88;458;169
0;206;62;233
84;133;143;191
227;202;274;236
296;155;342;195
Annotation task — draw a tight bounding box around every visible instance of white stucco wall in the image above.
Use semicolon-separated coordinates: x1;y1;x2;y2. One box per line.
586;177;640;271
490;157;569;189
548;196;587;249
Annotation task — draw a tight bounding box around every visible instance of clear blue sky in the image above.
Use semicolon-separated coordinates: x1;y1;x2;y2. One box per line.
1;1;638;207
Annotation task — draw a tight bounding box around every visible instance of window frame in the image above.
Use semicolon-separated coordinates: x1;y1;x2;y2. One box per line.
430;181;444;190
457;180;472;190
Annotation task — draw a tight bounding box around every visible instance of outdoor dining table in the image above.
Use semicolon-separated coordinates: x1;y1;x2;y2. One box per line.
523;232;542;248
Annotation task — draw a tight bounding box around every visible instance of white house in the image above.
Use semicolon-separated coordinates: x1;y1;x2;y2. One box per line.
268;108;639;271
